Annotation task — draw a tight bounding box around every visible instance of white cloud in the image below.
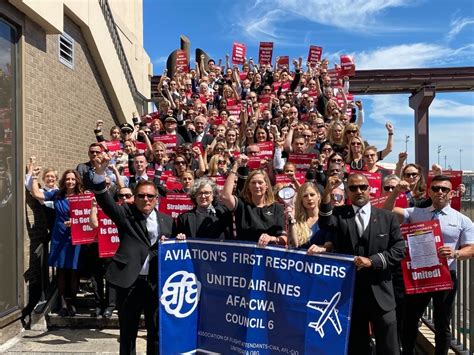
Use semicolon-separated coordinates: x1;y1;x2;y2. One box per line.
235;0;412;42
447;17;474;41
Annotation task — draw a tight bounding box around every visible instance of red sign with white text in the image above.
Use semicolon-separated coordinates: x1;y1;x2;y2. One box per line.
210;176;227;193
352;170;382;198
277;56;289;70
135;141;147;154
256;141;274;160
288;153;317;172
370;193;408;209
154;134;177;154
165;176;183;191
307;46;323;66
401;220;453;294
104;141;121;152
69;193;97;245
159;193;194;219
258;42;273;65
340;55;356;76
232;42;246;65
427;170;462;211
97;208;119;258
276;173;306;186
327;69;341;86
176;50;189;73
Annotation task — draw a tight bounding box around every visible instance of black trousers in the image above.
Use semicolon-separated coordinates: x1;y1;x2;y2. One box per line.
349;284;400;355
401;271;457;355
116;278;158;355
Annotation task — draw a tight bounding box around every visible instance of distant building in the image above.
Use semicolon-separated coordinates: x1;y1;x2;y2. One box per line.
0;0;151;340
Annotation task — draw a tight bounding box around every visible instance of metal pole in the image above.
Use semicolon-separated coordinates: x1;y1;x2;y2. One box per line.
437;145;442;165
459;149;463;171
444;155;447;169
405;135;410;152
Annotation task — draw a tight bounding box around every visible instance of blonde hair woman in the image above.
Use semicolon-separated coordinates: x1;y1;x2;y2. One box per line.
287;182;334;252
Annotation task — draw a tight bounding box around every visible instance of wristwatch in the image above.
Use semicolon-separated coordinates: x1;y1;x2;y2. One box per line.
454;250;460;260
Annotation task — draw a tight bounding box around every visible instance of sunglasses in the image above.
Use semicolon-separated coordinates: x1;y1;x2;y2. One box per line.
135;193;157;200
348;184;369;192
264;88;271;91
331;193;344;202
316;125;325;129
118;193;133;199
364;154;376;158
383;186;396;192
175;161;186;165
89;150;101;155
430;186;451;193
217;160;226;164
346;130;358;134
351;142;362;146
404;172;419;178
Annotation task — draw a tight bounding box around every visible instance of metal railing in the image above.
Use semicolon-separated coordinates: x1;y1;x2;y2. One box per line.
98;0;149;108
423;175;474;354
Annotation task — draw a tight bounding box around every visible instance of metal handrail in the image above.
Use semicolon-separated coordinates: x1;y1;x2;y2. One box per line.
98;0;149;104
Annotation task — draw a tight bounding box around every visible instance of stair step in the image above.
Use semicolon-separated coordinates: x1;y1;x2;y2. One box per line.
47;310;145;329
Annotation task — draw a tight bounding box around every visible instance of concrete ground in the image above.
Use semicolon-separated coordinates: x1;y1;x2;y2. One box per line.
0;328;147;354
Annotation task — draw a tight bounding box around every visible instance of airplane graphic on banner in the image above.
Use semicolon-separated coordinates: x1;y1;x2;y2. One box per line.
307;292;343;338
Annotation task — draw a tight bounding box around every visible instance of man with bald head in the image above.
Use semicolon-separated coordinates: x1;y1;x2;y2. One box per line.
191;115;214;149
319;173;405;355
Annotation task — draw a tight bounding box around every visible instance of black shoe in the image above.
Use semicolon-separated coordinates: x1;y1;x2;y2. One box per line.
91;307;102;317
103;308;114;319
67;305;76;317
58;307;69;317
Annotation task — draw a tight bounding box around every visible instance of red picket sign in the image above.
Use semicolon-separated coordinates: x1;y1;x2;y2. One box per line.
210;176;227;192
165;176;183;191
340;55;356;77
192;142;204;156
277;56;289;70
258;95;271;104
275;173;306;186
370;193;408;208
176;49;189;73
154;134;177;154
135;141;147;154
122;167;131;177
280;81;291;93
256;141;274;160
427;170;462;211
288;153;317;172
227;103;242;118
247;157;263;170
400;220;453;294
97;208;119;258
104;141;121;152
159;193;194;219
327;68;341;86
307;45;323;66
69;192;97;245
258;42;274;65
232;42;246;65
146;168;156;180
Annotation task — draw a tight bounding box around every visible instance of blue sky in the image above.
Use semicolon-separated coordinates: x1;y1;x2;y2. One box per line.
143;0;474;171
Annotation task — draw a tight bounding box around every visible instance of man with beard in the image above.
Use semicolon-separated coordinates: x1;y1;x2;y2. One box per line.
319;173;405;355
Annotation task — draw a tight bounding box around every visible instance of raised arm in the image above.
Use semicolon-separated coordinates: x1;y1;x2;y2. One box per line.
30;166;45;201
379;122;394;159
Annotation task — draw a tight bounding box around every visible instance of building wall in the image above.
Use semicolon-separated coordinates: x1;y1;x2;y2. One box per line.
22;14;118;287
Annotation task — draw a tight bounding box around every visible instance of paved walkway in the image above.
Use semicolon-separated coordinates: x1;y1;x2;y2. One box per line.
0;328;147;354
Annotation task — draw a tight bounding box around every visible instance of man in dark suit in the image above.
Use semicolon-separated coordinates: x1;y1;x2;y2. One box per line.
319;173;405;355
190;115;214;149
92;154;175;355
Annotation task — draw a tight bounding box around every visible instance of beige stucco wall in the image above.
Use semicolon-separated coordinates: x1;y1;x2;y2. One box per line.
9;0;152;122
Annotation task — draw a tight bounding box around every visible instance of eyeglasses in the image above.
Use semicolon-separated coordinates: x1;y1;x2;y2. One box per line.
346;130;357;134
348;184;369;192
316;125;325;129
430;186;451;193
404;172;419;178
364;154;376;158
383;186;396;192
89;150;101;155
197;191;212;197
331;193;344;202
351;142;362;146
264;88;271;91
331;158;343;163
118;193;133;199
135;193;157;200
175;161;186;165
217;160;226;164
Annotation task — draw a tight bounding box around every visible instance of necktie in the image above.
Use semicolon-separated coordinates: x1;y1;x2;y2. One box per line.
356;209;365;237
431;209;441;220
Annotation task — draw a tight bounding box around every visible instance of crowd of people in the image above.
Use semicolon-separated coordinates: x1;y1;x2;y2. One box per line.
26;55;473;355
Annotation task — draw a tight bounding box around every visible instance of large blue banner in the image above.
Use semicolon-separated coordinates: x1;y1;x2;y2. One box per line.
159;240;356;354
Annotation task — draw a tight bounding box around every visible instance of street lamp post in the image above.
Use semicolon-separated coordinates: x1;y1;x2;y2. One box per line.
459;149;463;171
405;135;410;153
444;155;447;170
437;145;442;165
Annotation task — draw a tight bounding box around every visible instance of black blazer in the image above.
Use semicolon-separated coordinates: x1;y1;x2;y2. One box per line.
176;203;233;240
319;203;405;311
94;180;175;289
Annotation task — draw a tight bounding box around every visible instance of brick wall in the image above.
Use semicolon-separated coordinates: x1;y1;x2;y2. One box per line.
23;15;118;287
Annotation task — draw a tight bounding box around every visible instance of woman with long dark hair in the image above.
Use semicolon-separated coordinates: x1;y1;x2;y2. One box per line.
30;168;84;317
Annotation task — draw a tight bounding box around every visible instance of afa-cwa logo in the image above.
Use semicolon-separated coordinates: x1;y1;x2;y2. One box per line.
161;270;201;318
